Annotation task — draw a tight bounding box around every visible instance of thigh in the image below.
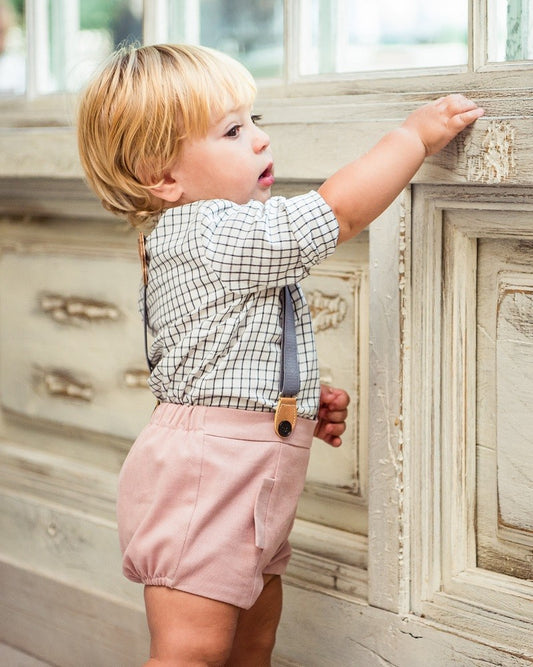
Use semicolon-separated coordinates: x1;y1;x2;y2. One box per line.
227;574;283;667
144;585;239;666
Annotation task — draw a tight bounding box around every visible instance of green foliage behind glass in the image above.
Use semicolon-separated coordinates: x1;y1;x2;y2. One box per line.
11;0;24;18
8;0;122;30
80;0;120;30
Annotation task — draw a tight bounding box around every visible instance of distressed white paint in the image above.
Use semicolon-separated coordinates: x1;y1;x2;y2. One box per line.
367;196;408;614
466;120;517;183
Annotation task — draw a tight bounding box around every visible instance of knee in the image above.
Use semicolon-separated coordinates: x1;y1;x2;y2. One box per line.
144;586;238;666
198;634;235;666
150;630;234;666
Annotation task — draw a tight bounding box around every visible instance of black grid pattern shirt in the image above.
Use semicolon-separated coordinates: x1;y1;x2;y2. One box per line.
142;190;339;418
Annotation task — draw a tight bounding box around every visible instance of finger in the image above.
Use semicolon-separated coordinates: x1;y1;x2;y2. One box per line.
447;94;482;115
317;406;347;423
436;94;478;119
314;420;345;439
325;434;343;448
433;94;464;112
321;389;350;411
331;392;350;410
314;420;345;447
443;93;476;110
326;422;347;437
318;407;348;423
450;106;484;130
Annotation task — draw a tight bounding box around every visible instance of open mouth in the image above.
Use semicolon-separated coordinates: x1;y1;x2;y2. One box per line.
258;163;275;187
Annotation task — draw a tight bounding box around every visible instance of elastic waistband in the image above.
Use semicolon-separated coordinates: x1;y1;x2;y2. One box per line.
150;403;316;448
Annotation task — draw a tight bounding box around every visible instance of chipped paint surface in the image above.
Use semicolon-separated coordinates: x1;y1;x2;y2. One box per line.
466;120;516;183
396;192;408;590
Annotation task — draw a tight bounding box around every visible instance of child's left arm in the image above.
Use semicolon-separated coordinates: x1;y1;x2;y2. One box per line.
318;94;484;244
314;385;350;447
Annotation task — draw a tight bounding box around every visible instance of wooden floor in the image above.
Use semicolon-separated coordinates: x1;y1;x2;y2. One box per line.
0;643;52;667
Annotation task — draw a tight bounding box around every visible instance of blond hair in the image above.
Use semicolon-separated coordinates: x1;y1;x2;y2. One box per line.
77;43;256;229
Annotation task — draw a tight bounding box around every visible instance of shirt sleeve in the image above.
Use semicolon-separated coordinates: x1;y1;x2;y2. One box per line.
200;191;339;293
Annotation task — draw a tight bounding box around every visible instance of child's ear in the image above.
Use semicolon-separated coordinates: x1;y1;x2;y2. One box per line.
149;172;184;204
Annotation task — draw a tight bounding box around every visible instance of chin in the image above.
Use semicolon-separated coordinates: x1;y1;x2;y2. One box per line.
254;190;272;204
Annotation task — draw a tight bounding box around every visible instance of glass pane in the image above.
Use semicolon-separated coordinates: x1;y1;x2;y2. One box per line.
0;0;25;95
299;0;468;75
488;0;533;61
167;0;284;79
36;0;142;95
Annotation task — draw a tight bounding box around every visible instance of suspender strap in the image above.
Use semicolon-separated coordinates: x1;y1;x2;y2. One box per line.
274;286;300;438
138;233;154;373
279;286;300;397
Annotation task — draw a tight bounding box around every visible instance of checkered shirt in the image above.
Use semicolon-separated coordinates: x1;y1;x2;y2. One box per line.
142;190;339;418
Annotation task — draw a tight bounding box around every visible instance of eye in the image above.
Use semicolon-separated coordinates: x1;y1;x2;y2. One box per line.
251;114;262;125
225;124;241;137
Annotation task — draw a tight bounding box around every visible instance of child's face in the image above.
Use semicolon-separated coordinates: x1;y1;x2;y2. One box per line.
166;105;274;206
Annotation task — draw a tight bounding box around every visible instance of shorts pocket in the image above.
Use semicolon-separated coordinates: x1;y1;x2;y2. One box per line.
254;477;275;549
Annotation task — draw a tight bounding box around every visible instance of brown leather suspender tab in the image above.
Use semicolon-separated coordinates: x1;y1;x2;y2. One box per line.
274;396;297;438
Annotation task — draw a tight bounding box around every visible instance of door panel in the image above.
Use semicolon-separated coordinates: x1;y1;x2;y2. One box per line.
409;186;533;657
477;240;533;580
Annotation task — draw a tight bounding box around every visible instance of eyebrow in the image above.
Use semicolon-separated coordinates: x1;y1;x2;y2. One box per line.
210;106;249;132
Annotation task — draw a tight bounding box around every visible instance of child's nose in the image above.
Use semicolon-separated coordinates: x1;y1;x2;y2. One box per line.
253;127;270;153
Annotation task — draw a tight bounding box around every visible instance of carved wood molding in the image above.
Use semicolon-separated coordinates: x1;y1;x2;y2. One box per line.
307;289;348;332
123;369;150;389
39;293;121;325
37;368;94;402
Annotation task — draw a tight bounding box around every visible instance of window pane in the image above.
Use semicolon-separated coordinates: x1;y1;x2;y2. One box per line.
167;0;284;79
299;0;468;75
0;0;25;95
488;0;533;61
36;0;142;95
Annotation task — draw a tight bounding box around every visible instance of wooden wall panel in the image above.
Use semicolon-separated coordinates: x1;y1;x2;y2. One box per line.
477;241;533;580
409;186;533;660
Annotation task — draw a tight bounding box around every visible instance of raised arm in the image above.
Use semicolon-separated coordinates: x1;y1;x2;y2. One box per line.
318;94;484;244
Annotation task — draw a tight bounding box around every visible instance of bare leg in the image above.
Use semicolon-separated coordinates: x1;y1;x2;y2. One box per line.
142;585;239;666
226;574;283;667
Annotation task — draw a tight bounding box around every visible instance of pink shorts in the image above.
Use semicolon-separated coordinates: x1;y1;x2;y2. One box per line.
117;403;315;609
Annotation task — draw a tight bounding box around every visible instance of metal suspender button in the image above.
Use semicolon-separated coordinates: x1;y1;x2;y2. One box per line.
278;420;292;437
274;396;297;438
